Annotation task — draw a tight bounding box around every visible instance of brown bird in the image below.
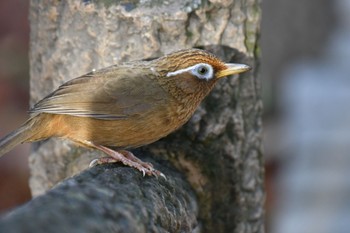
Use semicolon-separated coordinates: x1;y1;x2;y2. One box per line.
0;49;250;177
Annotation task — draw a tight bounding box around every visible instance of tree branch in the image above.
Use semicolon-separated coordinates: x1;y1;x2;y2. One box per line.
0;157;198;233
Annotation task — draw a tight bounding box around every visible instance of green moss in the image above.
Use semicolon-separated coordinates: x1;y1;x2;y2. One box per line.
243;1;261;56
244;28;257;54
254;39;261;58
186;30;193;38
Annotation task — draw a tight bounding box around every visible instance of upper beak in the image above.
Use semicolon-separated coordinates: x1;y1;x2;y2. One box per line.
216;63;251;79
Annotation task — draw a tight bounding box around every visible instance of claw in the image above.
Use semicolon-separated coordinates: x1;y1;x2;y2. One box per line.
87;146;164;178
89;159;100;167
159;172;167;180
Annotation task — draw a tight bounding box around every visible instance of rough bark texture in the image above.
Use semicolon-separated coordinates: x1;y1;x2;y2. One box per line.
22;0;263;232
0;161;198;232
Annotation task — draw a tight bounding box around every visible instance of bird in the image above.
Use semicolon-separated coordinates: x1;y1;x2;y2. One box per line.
0;48;250;177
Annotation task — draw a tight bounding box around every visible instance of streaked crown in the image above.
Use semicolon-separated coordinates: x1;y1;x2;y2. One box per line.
154;49;227;75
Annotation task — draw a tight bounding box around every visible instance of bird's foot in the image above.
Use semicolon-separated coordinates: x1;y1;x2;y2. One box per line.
89;146;165;178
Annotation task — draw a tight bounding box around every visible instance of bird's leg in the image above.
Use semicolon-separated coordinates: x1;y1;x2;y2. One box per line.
117;150;166;178
88;144;162;177
118;150;154;168
70;139;163;177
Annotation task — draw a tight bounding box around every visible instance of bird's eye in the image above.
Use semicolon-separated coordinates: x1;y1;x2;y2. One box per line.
192;63;214;81
197;66;208;75
166;63;214;80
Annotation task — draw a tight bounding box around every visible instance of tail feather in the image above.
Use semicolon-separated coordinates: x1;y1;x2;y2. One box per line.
0;121;34;157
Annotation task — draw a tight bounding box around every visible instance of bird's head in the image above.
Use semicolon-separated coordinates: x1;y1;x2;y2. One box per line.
153;49;250;97
155;48;250;80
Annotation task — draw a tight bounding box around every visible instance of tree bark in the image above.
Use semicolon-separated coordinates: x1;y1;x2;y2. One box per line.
0;162;198;233
22;0;263;232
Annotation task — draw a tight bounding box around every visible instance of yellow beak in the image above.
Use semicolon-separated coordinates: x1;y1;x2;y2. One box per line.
216;63;251;79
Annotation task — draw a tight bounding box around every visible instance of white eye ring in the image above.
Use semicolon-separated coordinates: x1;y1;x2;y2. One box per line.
191;63;214;80
166;63;214;81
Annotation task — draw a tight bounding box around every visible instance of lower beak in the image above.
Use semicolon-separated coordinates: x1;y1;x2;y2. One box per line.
216;63;251;79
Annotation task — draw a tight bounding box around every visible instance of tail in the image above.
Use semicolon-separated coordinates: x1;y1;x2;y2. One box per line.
0;120;36;157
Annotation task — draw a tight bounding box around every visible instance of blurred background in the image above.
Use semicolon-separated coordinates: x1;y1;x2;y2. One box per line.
0;1;349;233
0;0;30;214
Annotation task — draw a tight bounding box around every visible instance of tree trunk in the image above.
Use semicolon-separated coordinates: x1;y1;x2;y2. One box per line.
23;0;263;232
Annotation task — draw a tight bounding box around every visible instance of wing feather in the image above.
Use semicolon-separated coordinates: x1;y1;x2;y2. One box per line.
31;65;168;120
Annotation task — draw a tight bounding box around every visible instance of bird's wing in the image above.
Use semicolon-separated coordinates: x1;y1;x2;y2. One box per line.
30;65;168;120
